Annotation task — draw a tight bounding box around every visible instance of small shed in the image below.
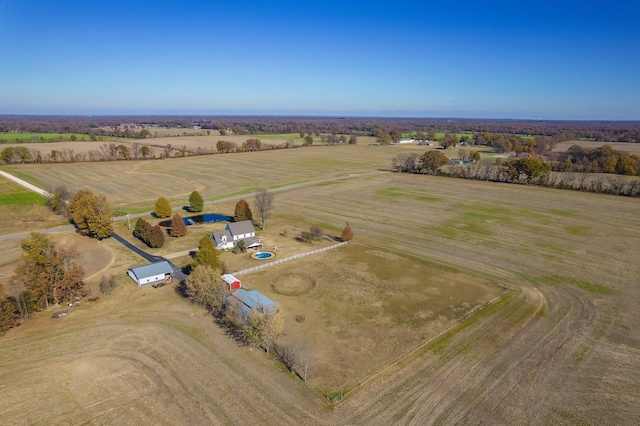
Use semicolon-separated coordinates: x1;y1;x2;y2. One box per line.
128;261;174;287
225;289;276;316
221;274;242;291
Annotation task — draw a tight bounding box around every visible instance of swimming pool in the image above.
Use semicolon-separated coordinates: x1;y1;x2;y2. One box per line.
253;251;275;259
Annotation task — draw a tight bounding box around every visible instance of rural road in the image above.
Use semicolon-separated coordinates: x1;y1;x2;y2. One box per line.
0;169;51;198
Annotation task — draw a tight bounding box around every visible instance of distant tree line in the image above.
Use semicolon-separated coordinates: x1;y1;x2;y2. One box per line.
1;115;638;143
0;138;303;164
555;144;639;176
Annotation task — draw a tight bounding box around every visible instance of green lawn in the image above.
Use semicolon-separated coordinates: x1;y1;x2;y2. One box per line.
0;177;47;206
0;133;128;143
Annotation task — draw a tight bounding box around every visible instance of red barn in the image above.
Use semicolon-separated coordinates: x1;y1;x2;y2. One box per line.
221;274;242;290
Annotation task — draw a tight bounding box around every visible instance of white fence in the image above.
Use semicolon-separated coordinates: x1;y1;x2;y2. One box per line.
233;241;348;276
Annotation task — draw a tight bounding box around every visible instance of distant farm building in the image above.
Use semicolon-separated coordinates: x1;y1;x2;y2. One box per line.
225;289;276;316
221;274;242;291
127;261;174;287
398;138;415;144
211;220;262;250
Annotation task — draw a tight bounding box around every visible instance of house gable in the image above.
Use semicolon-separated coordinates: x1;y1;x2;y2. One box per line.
226;220;255;241
211;230;234;249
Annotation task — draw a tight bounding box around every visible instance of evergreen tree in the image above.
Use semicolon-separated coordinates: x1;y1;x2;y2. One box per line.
148;225;165;248
341;222;354;242
133;217;146;238
234;199;253;222
192;235;221;269
133;218;164;248
189;190;204;212
154;197;172;218
169;213;187;237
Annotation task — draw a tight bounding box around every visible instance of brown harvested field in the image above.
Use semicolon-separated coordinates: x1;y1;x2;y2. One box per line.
0;133;379;161
554;140;640;155
2;144;420;211
1;146;640;424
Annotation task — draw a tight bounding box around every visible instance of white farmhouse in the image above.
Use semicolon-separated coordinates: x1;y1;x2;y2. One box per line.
211;220;262;250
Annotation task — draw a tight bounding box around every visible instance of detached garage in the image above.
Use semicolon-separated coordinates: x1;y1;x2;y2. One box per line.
128;261;174;287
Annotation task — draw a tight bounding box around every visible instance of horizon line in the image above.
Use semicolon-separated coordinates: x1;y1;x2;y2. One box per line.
1;113;639;124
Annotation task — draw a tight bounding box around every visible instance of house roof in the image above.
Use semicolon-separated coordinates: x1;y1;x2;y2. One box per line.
129;261;173;280
242;236;262;248
227;289;276;313
227;220;254;236
212;230;232;244
245;290;275;309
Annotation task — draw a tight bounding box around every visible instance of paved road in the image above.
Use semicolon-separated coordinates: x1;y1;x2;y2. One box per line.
0;225;75;242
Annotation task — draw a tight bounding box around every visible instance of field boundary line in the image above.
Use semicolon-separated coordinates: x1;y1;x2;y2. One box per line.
233;241;348;275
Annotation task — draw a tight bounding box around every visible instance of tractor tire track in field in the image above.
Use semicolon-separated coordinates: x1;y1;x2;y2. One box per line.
0;311;325;425
332;283;611;425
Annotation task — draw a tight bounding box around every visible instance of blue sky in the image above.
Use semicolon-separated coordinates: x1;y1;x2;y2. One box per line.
0;0;638;119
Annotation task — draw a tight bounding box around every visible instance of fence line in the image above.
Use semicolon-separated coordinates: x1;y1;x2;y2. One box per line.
233;241;348;276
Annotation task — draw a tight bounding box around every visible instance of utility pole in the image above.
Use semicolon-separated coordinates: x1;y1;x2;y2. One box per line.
127;213;131;230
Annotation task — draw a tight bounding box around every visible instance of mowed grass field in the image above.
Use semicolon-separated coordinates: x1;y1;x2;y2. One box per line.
0;176;65;235
1;144;640;424
0;132;126;142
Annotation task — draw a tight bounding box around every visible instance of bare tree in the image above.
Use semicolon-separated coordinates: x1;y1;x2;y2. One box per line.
254;188;274;230
261;313;284;354
275;342;297;373
297;341;313;382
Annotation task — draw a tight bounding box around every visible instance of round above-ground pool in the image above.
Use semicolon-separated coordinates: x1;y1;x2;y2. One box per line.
252;251;276;260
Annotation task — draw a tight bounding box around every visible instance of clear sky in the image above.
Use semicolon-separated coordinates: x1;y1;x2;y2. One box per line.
0;0;638;120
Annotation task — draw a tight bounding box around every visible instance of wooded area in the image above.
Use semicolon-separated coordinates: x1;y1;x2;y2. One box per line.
1;115;638;142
